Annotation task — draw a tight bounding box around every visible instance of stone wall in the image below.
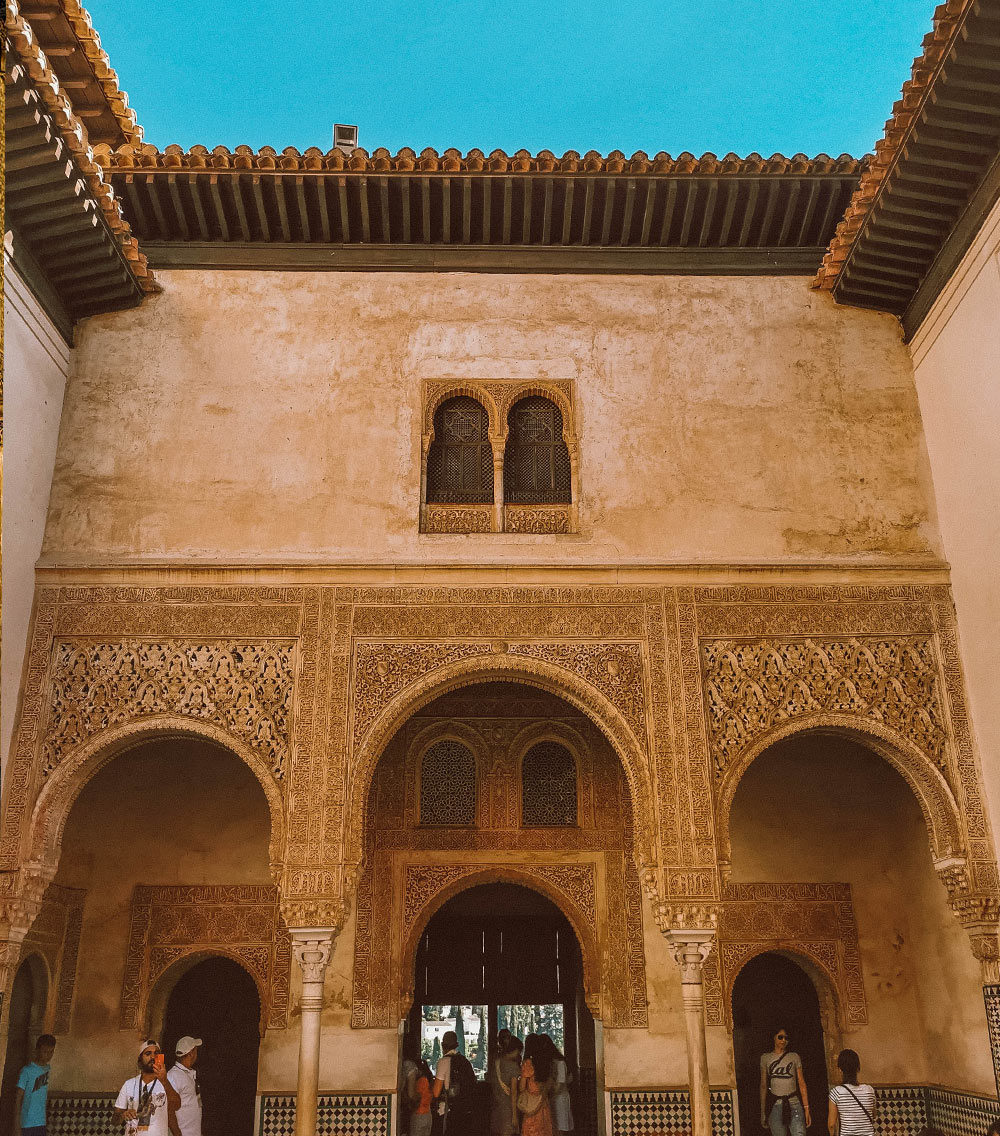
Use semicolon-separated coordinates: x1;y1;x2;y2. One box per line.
2;262;71;777
45;272;938;567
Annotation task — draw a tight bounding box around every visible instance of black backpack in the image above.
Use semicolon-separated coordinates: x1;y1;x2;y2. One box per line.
447;1053;478;1118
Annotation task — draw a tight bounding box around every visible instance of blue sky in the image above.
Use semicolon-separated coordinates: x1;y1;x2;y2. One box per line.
87;1;936;158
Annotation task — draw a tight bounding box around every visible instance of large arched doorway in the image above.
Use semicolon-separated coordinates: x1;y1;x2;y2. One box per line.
406;882;597;1136
0;956;48;1136
732;952;828;1136
728;731;993;1094
162;956;261;1136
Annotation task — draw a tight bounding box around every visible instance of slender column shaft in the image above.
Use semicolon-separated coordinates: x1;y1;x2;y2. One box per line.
291;930;334;1136
668;931;714;1136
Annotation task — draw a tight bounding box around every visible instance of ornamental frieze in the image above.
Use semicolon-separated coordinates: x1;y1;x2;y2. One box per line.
41;640;295;780
701;636;945;780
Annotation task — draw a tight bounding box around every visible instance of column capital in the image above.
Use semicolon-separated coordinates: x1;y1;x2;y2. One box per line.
666;929;716;982
290;929;335;984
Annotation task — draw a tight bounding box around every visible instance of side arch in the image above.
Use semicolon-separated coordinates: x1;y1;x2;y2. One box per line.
424;385;500;439
145;948;267;1039
729;945;842;1078
347;656;655;871
26;716;285;879
715;716;964;875
398;869;602;1020
406;720;489;829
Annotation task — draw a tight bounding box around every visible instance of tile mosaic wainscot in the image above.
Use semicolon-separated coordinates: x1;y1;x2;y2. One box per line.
258;1092;392;1136
875;1086;999;1136
609;1089;735;1136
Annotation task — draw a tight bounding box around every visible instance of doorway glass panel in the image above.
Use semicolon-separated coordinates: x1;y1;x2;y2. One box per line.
421;1004;490;1078
497;1004;565;1051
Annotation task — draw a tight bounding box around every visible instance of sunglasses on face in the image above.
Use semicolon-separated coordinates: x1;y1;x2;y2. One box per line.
777;1035;788;1041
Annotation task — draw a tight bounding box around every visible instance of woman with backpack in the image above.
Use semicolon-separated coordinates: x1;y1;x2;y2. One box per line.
828;1050;876;1136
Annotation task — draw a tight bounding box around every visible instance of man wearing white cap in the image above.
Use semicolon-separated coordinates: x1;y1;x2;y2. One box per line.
114;1041;180;1136
167;1038;203;1136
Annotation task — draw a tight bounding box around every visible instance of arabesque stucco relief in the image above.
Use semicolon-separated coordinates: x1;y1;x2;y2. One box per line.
1;581;995;1010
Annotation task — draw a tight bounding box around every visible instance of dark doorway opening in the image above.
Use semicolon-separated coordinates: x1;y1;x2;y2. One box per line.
405;882;597;1136
0;956;47;1136
162;956;261;1136
732;952;829;1136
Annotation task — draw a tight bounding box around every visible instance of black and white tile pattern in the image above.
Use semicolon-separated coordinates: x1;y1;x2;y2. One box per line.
610;1088;735;1136
984;984;1000;1096
258;1092;391;1136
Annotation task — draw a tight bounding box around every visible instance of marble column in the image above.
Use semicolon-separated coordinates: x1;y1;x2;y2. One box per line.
668;930;715;1136
291;929;335;1136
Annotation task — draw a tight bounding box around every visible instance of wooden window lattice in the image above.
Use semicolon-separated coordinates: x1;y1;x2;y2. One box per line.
521;742;577;826
420;740;477;825
503;396;571;504
426;397;493;504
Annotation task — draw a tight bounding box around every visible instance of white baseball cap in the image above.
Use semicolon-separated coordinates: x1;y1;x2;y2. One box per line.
175;1037;202;1056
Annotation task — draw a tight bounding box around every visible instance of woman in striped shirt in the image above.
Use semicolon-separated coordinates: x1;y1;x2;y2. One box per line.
828;1050;876;1136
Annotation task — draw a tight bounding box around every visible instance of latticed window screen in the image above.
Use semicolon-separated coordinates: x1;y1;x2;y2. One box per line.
503;397;572;504
521;742;577;826
426;397;493;503
420;740;477;825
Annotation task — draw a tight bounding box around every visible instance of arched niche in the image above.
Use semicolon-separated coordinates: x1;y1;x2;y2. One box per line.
27;717;284;882
715;717;964;878
348;659;655;876
146;949;268;1041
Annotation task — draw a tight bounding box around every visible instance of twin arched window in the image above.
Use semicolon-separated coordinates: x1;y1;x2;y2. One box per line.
418;739;578;827
426;395;571;505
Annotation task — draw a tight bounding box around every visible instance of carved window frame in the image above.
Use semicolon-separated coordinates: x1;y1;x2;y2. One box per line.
516;734;583;829
420;379;579;534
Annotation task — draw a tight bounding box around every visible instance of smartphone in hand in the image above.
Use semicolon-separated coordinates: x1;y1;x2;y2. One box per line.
154;1053;165;1074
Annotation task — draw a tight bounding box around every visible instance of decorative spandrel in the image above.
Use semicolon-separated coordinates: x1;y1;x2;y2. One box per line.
419;740;477;825
522;742;577;826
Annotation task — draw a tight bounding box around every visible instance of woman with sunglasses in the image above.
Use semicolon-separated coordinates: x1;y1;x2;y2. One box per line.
760;1028;810;1136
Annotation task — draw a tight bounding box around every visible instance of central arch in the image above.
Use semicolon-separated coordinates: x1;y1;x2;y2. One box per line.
347;656;656;872
400;868;601;1019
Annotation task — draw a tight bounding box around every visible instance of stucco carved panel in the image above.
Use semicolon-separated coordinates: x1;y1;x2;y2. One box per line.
702;882;867;1030
120;884;291;1031
701;636;945;781
41;641;295;781
21;883;86;1034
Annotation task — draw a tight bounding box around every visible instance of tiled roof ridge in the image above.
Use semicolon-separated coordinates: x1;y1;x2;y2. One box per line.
6;0;157;292
813;0;974;290
93;142;866;176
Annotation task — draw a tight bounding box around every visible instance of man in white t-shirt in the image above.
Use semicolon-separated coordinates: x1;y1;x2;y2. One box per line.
114;1041;180;1136
166;1037;203;1136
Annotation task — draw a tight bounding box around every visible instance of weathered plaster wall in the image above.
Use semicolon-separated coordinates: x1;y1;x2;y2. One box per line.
51;740;272;1091
729;734;991;1094
45;271;939;567
909;197;1000;863
1;261;71;778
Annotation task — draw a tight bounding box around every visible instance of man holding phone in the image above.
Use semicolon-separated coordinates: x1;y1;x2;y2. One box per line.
114;1041;180;1136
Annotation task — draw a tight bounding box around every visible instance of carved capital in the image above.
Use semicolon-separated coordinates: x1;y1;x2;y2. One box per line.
290;930;335;986
966;926;1000;984
0;865;56;938
936;856;1000;932
280;897;347;934
666;929;716;985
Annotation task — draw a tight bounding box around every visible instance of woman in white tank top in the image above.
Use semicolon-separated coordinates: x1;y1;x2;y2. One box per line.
828;1049;876;1136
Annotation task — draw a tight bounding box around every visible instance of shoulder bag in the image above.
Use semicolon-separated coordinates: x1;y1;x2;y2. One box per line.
842;1085;875;1130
